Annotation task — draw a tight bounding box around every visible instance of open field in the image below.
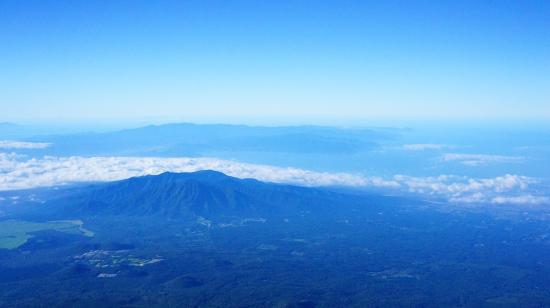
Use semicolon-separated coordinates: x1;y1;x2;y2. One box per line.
0;219;93;249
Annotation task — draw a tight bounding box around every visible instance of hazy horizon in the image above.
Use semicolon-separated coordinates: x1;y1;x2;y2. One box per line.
1;1;549;123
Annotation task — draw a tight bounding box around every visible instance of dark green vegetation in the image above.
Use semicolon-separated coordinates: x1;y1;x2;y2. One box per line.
0;171;549;307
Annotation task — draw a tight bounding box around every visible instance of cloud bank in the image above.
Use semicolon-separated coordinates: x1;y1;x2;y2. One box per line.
0;153;368;191
393;174;547;205
0;153;547;206
0;141;51;149
441;153;524;166
403;144;448;151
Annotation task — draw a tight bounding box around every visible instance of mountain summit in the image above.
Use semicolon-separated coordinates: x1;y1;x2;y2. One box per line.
49;170;361;219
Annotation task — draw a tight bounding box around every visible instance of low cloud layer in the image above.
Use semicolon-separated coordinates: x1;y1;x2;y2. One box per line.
403;144;448;151
393;174;547;205
0;141;51;149
0;153;368;191
441;153;524;166
0;152;547;206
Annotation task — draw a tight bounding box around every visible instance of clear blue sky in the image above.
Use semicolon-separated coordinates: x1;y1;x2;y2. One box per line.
1;0;548;124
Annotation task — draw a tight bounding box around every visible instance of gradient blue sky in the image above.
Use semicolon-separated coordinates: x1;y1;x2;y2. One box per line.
1;0;548;124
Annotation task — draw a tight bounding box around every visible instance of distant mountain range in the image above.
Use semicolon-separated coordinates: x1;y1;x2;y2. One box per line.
20;122;399;157
1;122;408;179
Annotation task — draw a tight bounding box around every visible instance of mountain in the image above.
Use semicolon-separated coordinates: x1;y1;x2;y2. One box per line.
4;171;550;307
26;123;396;156
42;170;372;220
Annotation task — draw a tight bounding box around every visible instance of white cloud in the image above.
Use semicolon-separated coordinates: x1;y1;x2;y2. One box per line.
391;174;547;205
0;153;367;191
491;195;550;205
441;153;523;166
403;144;448;151
0;153;547;206
0;141;51;149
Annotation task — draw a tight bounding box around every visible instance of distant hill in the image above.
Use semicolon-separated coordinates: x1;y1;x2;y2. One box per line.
27;122;398;157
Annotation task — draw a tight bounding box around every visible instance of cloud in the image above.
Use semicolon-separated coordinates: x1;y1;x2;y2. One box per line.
392;174;547;205
0;141;51;149
0;153;546;206
491;195;550;205
0;153;368;191
403;144;448;151
399;174;533;195
441;153;523;166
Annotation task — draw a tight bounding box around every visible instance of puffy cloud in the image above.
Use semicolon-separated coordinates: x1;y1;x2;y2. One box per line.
441;153;524;166
394;174;533;195
393;174;546;205
403;144;448;151
365;176;401;189
0;141;51;149
0;153;547;206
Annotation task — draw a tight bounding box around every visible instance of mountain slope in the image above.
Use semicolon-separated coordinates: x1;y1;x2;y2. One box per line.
45;170;369;219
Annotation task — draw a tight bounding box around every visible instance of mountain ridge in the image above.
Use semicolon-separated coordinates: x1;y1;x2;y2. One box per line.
42;170;367;220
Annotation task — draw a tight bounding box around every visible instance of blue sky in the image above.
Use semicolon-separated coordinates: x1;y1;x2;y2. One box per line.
1;0;549;124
